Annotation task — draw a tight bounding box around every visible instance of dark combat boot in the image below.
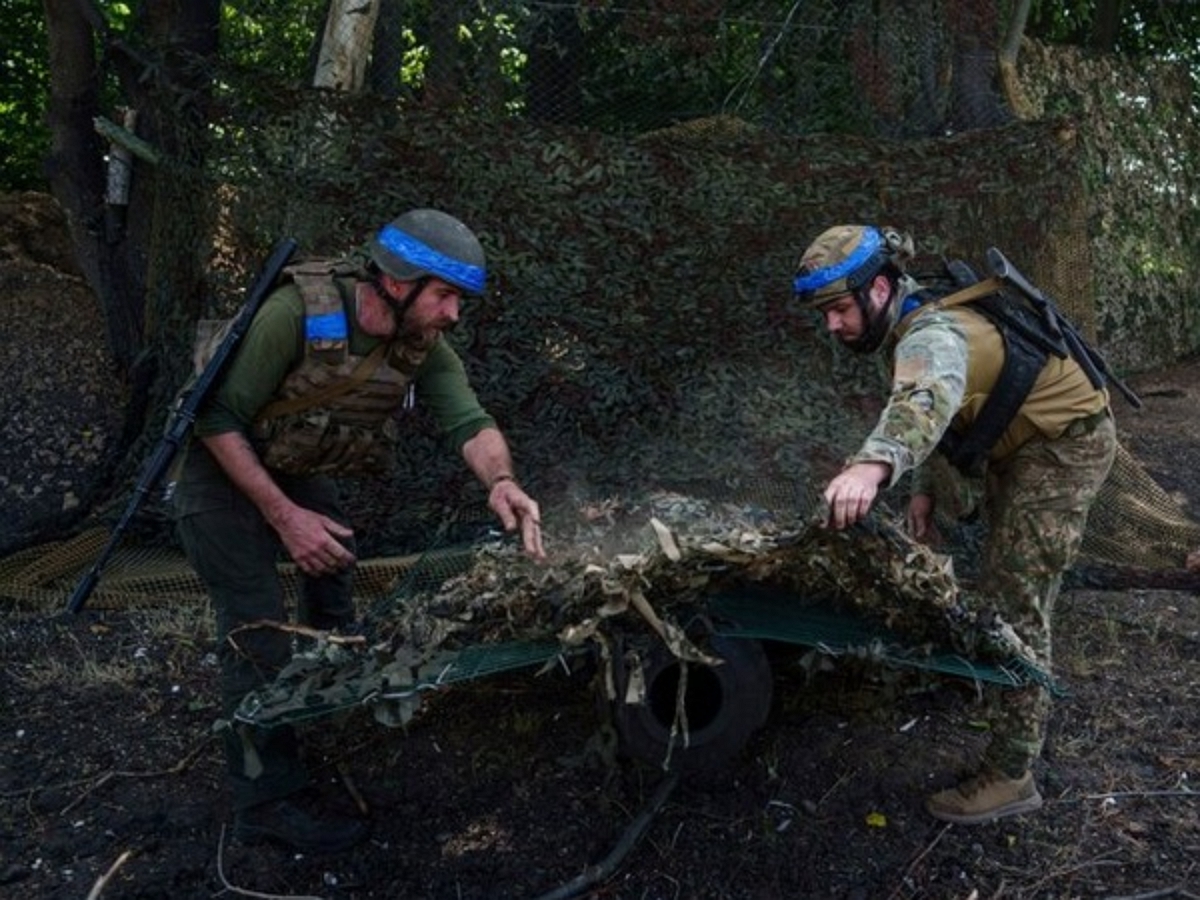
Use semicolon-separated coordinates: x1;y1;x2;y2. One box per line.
232;796;369;854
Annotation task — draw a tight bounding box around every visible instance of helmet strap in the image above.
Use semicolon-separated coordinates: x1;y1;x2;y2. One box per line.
373;274;430;339
845;281;895;354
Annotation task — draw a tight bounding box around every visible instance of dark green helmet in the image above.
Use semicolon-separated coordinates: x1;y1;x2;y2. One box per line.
369;209;487;295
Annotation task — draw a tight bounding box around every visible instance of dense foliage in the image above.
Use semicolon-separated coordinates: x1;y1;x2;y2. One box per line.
0;0;49;190
7;1;1200;191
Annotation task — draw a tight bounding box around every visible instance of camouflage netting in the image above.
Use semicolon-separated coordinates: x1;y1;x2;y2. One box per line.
1019;40;1200;371
233;487;1050;730
3;4;1199;717
192;101;1198;572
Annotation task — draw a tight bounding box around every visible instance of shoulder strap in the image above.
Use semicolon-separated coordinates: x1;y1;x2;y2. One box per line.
938;325;1048;475
284;257;368;364
256;343;390;422
903;276;1003;319
901;270;1056;475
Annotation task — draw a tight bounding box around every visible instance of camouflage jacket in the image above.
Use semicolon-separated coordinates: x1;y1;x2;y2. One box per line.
847;280;1107;490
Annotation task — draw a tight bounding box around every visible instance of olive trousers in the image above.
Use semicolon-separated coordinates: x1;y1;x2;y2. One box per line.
174;449;356;810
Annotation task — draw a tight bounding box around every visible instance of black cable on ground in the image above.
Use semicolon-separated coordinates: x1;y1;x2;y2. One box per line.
529;771;681;900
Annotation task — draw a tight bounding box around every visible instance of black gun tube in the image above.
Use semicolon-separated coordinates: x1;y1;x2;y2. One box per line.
985;246;1142;410
64;237;298;615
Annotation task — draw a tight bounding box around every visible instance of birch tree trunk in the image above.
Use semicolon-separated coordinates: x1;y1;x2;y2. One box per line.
314;0;381;92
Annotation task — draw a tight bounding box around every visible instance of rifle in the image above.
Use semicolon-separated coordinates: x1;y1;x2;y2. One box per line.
64;237;298;615
986;247;1143;409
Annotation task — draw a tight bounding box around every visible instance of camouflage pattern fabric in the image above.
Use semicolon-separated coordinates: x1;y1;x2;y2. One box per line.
849;296;968;487
174;466;356;809
833;266;1117;777
975;413;1116;777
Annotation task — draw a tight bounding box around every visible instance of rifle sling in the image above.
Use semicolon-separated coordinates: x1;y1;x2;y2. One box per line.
257;343;390;422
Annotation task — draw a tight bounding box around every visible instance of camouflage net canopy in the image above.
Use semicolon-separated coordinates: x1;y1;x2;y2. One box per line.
3;2;1199;715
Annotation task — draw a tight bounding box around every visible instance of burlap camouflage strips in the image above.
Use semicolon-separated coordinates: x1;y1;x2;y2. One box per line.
234;488;1051;729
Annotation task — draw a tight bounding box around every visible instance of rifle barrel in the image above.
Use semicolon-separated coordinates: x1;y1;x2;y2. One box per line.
63;237;297;615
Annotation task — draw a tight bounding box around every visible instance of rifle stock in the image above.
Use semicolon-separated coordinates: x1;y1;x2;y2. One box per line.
65;237;298;614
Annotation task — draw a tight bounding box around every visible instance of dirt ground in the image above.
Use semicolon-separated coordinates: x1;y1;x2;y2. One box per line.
2;193;1200;900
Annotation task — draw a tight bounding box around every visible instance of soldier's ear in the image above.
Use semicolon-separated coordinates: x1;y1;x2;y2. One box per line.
871;272;894;303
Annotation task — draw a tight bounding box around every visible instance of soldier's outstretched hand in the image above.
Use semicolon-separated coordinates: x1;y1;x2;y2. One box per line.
489;479;546;561
822;461;890;530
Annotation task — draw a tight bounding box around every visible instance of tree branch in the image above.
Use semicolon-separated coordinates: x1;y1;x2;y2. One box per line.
93;116;163;165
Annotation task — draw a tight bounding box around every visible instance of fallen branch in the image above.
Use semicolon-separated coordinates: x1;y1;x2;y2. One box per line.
227;620;368;647
60;737;211;816
215;825;327;900
1009;855;1126;895
1081;789;1198;801
531;771;681;900
93;116;162;165
886;824;951;900
84;849;134;900
1068;562;1200;593
337;761;370;815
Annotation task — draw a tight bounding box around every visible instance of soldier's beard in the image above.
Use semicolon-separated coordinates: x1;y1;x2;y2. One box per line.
841;297;893;354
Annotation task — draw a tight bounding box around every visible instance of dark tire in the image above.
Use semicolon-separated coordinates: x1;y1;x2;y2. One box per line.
612;633;773;774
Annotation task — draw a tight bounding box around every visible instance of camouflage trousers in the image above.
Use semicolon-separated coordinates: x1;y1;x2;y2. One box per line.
976;411;1116;777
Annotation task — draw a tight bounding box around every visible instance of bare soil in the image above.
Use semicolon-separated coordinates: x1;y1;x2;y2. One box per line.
2;193;1200;900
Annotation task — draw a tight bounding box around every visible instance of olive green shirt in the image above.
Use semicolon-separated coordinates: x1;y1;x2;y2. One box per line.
193;282;495;454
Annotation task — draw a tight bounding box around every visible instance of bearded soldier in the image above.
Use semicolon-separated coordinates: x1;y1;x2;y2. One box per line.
792;224;1116;824
174;210;545;852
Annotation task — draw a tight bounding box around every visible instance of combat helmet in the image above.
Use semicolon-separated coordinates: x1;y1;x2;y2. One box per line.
369;209;487;295
792;224;914;352
792;225;913;307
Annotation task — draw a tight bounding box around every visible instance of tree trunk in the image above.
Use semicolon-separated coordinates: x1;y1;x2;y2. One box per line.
121;0;220;402
997;0;1035;120
314;0;380;92
425;1;462;107
42;0;143;371
1090;0;1124;52
368;0;404;99
944;0;1015;133
43;0;221;513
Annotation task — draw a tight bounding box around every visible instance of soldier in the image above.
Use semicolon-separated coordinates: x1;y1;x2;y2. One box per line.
792;224;1116;824
173;209;546;852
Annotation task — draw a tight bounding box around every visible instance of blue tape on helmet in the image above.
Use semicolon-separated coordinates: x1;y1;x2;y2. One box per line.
306;309;348;341
793;227;882;296
377;224;487;294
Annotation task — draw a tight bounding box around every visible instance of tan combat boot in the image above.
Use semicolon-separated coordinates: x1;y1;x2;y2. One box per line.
925;769;1043;824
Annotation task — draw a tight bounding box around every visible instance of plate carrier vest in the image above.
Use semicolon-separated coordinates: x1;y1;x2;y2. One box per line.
250;258;434;477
